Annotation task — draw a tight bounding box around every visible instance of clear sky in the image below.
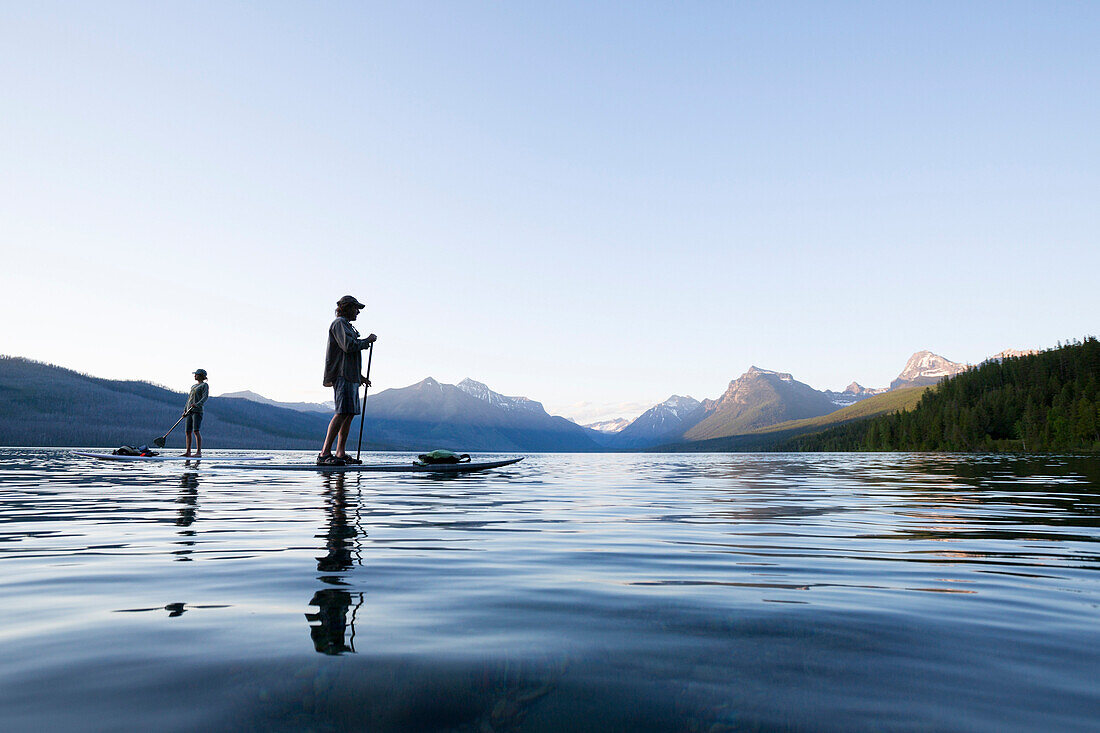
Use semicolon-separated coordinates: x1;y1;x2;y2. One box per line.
2;2;1097;423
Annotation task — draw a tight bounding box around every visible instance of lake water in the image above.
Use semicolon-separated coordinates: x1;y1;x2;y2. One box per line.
0;449;1098;732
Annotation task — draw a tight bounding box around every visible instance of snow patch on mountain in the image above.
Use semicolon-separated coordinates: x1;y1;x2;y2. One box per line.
457;378;544;413
889;351;968;390
745;366;794;382
985;348;1039;363
654;395;702;418
582;417;630;433
897;351;967;381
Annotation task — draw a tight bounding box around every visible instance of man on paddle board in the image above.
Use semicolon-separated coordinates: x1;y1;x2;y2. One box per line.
183;369;209;457
320;295;376;465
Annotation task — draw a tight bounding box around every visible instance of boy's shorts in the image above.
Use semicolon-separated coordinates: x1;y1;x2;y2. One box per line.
334;377;360;415
185;411;203;432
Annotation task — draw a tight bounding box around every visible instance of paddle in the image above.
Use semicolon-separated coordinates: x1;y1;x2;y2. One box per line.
153;411;189;448
355;342;375;462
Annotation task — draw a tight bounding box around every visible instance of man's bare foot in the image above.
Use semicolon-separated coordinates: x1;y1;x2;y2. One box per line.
193;452;202;458
183;452;192;457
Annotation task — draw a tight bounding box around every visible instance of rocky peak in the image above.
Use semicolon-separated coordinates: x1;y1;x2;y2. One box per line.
457;378;490;399
656;395;701;415
457;377;544;412
890;351;968;390
896;351;966;381
744;366;794;382
718;367;797;404
986;348;1038;362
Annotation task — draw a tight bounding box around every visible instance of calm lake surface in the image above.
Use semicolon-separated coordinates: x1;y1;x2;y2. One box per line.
1;449;1098;732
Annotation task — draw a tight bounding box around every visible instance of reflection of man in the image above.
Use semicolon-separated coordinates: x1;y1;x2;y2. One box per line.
317;473;356;573
304;472;362;655
306;589;354;655
175;472;199;561
176;474;198;527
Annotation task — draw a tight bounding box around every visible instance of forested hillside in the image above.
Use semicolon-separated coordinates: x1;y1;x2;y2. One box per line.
0;357;597;451
0;357;391;450
785;338;1100;452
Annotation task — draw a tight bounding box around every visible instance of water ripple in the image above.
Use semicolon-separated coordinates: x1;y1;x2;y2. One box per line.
0;449;1097;731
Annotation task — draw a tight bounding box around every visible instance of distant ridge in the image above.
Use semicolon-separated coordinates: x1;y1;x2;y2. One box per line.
0;356;388;450
582;418;630;434
0;358;598;451
219;390;332;413
1;343;1045;452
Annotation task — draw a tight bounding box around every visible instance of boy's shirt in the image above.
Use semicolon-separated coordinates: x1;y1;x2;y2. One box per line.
185;382;209;413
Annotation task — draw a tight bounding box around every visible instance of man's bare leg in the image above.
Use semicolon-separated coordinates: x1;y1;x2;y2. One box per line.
184;431;193;457
194;432;202;457
321;414;345;455
335;416;353;457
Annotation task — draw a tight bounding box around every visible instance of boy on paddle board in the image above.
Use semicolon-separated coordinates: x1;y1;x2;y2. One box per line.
320;295;376;465
183;369;209;457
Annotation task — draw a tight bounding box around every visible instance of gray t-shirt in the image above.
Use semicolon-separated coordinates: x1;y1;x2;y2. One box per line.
323;317;372;387
185;382;209;413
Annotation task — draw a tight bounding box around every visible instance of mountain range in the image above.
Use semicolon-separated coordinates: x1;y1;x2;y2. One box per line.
0;348;1030;451
217;348;984;449
217;348;1018;450
359;377;599;451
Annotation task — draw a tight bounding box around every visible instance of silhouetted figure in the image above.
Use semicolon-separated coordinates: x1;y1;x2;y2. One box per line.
176;473;199;527
319;295;376;465
305;588;354;655
173;472;200;561
316;473;356;573
183;369;209;457
305;472;364;655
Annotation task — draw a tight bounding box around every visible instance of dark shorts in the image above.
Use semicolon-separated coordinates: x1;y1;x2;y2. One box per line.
185;411;203;432
334;377;360;415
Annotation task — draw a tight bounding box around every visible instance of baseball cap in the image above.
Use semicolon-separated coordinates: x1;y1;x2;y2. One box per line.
336;295;366;309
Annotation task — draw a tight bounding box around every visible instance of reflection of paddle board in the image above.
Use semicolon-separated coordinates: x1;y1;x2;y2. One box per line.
213;458;524;473
74;452;272;462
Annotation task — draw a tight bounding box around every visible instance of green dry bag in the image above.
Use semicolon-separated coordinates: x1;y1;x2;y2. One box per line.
415;450;472;465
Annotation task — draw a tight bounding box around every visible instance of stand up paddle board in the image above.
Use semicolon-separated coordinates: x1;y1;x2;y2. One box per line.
74;452;272;462
212;457;523;473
